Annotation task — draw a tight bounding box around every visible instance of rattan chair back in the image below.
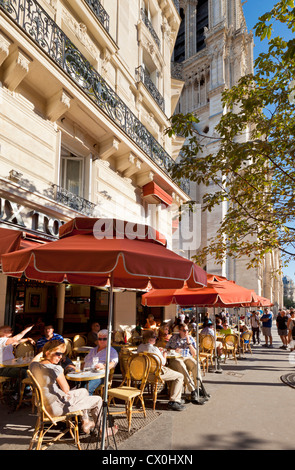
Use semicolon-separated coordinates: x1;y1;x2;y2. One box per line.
73;335;86;349
200;334;214;351
14;341;35;358
63;338;72;356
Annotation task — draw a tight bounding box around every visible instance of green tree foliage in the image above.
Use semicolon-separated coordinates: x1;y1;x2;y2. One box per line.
167;0;295;270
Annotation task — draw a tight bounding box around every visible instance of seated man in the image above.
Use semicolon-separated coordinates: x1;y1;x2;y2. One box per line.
200;320;223;357
36;323;64;352
144;314;157;329
83;329;118;396
137;330;185;411
219;321;233;336
215;318;223;331
167;323;210;404
87;321;100;347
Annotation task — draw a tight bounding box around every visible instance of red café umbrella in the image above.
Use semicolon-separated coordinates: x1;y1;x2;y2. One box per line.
1;217;207;289
1;217;207;447
141;278;258;307
241;295;273;308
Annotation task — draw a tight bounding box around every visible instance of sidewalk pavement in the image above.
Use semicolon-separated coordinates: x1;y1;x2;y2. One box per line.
0;328;294;451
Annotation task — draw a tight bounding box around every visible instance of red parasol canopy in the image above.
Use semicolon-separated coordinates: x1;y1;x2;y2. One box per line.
241;295;273;308
141;278;258;307
0;226;22;255
1;217;207;289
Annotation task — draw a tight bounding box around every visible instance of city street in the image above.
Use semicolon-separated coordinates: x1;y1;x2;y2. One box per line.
0;328;294;451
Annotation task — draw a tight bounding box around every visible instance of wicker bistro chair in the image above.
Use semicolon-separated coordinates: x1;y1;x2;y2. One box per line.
63;338;73;358
72;335;87;359
95;367;115;398
14;341;35;358
16;352;43;412
223;334;239;363
27;370;83;450
118;347;132;380
107;353;151;432
199;334;215;370
0;377;11;404
240;331;253;355
142;352;165;410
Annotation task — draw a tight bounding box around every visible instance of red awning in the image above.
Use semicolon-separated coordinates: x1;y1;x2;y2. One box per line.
0;226;49;256
0;227;22;256
142;182;173;206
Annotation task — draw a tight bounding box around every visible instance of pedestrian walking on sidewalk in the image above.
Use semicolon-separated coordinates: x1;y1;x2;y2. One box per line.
276;309;288;350
261;308;273;348
250;311;260;345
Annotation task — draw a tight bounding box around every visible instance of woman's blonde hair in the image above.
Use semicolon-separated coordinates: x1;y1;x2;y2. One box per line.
42;340;66;358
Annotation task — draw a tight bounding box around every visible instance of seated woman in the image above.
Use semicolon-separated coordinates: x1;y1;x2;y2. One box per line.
144;314;157;329
156;324;171;348
29;340;117;436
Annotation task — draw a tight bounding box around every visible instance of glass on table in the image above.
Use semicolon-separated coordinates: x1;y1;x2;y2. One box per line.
92;357;99;370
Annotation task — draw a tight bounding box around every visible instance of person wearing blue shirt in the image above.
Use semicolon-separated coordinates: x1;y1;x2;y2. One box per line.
261;308;273;348
36;323;64;352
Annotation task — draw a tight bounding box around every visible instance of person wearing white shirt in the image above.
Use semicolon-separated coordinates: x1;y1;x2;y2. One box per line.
83;329;118;396
0;324;34;389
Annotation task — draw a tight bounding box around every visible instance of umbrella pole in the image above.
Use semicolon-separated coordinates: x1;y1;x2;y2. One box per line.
196;320;200;400
237;313;244;360
214;311;222;374
101;275;114;450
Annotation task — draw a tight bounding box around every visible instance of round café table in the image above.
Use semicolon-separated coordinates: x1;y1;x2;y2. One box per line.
72;346;93;355
66;369;105;391
0;357;32;368
0;357;32;396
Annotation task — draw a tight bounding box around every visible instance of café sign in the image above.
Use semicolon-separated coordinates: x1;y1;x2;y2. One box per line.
0;197;64;237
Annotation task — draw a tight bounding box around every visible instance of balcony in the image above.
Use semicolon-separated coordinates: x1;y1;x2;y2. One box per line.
84;0;109;33
135;66;165;113
140;8;160;50
50;184;96;216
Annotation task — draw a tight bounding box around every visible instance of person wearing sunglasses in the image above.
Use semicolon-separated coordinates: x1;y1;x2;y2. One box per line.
29;340;104;434
83;329;118;396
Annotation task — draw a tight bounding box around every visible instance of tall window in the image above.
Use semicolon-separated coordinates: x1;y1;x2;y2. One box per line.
196;0;208;52
61;149;84;196
174;8;185;63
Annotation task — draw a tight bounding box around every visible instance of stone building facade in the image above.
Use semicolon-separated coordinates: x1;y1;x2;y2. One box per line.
172;0;283;310
0;0;185;332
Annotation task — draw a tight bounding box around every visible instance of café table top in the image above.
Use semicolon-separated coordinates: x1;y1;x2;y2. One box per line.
73;346;93;354
66;369;105;382
166;352;183;359
0;357;32;368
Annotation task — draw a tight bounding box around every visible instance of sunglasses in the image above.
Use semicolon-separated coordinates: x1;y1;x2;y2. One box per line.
98;337;107;341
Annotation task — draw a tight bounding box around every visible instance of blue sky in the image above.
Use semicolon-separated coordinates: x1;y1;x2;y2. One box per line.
242;0;295;280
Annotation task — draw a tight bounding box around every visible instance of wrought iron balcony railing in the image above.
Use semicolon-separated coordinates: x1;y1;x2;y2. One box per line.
50;184;96;216
135;66;165;113
0;0;175;178
84;0;109;33
140;8;160;49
